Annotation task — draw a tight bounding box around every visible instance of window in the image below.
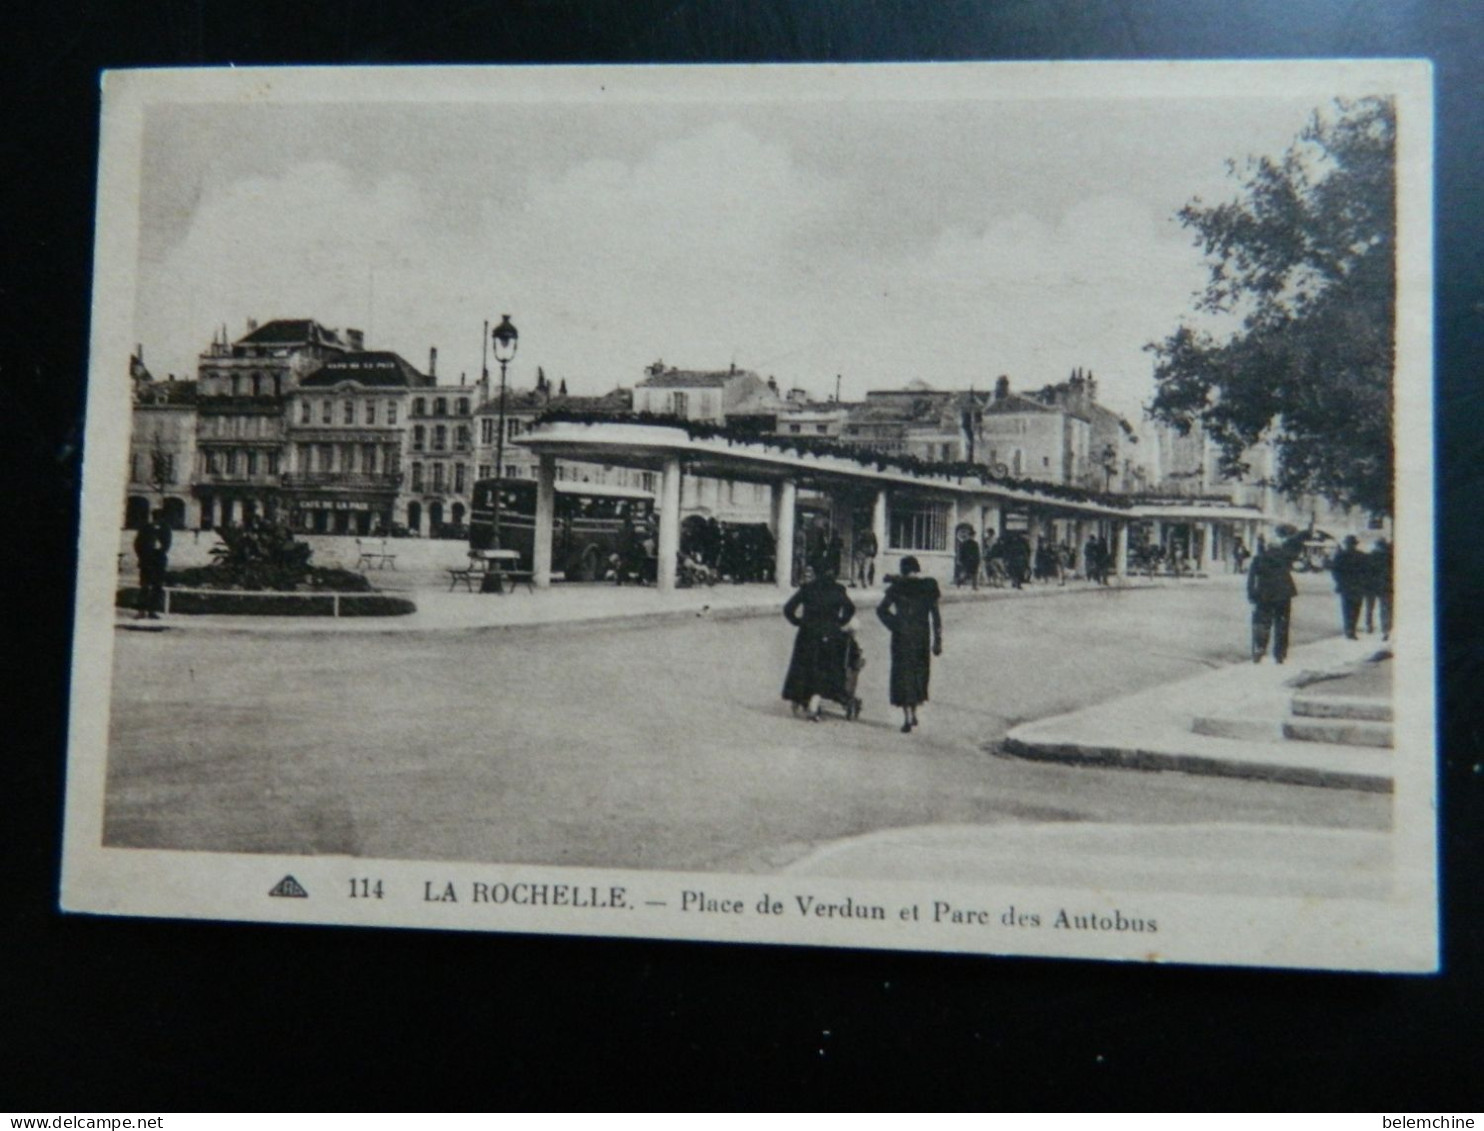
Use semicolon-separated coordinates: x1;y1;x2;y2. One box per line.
299;400;311;423
362;445;377;473
671;391;688;416
454;463;466;493
506;418;524;441
205;451;220;475
387;401;398;425
268;451;280;475
1042;455;1050;468
225;450;239;477
889;499;950;552
480;419;495;445
504;464;520;479
130;453;141;481
456;426;471;450
411;462;424;491
365;401;376;425
317;444;333;472
412;426;426;452
316;400;329;424
816;424;829;435
343;400;355;424
456;398;470;416
246;450;258;476
478;464;492;481
412;398;426;417
432;463;445;491
788;424;801;434
434;397;447;416
433;425;447;452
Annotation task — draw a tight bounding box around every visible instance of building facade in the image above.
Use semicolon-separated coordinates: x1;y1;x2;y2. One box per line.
282;351;429;536
125;351;198;529
192;319;359;528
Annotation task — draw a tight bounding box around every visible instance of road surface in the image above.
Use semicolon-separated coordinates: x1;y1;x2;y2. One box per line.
104;574;1386;871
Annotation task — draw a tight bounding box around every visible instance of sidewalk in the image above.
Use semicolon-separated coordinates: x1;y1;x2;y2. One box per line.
1002;633;1395;792
115;572;1217;636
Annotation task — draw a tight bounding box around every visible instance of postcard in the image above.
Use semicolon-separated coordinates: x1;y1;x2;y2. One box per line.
64;61;1436;971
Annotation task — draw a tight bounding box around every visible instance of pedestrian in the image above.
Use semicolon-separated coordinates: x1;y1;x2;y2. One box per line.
1329;534;1369;640
134;507;173;619
1370;537;1394;641
876;556;943;733
1005;533;1030;589
956;529;981;590
852;527;878;588
1247;537;1297;663
781;565;857;722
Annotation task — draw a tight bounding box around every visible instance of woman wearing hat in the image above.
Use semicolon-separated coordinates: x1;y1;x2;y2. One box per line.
876;556;943;733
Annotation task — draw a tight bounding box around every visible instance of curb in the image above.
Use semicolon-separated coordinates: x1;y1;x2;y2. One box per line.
998;734;1393;793
112;574;1191;639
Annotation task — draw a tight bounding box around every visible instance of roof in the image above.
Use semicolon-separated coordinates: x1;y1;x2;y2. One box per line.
984;391;1057;415
300;351;429;388
637;369;743;389
135;378;199;406
475;387;635;417
237;319;344;347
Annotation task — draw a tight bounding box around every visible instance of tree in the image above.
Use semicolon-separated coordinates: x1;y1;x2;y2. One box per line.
1146;96;1396;516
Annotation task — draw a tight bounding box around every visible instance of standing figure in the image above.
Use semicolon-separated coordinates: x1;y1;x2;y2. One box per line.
1005;534;1030;589
781;566;856;722
1247;539;1297;663
1329;535;1369;640
955;530;981;590
134;507;173;619
852;527;878;589
1370;538;1394;641
876;556;943;733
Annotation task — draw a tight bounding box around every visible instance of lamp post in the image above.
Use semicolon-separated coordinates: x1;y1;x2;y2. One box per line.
490;314;518;548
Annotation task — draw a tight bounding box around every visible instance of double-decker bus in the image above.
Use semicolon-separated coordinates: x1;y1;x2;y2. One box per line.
469;477;656;581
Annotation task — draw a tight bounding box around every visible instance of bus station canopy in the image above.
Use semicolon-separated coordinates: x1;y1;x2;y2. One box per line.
517;420;1134;520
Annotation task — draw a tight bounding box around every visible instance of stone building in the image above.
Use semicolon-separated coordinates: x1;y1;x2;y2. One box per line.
632;361;771;423
193;318;360;528
281;350;432;536
124;350;198;530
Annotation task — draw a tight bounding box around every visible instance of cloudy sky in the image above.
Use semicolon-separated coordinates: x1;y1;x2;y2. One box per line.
132;69;1365;422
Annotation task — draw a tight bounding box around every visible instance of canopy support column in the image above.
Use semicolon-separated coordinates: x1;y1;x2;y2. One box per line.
773;478;797;590
1113;518;1130;579
872;489;889;580
533;454;556;589
657;456;682;593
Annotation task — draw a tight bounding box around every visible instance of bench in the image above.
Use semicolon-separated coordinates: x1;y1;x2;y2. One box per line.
355;538;398;570
448;550;534;594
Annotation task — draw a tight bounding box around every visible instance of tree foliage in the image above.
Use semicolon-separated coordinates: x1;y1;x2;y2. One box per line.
1147;96;1396;515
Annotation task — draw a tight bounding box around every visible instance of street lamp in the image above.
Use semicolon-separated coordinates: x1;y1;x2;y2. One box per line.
490;314;518;548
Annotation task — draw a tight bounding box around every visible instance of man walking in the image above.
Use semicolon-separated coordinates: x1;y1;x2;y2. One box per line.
134;507;173;619
1329;534;1369;640
1247;538;1297;663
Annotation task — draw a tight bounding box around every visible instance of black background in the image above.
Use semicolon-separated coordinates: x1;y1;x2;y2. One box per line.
5;0;1482;1111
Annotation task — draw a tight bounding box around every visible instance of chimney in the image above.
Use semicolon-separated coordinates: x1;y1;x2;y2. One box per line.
995;375;1010;401
135;343;143;364
345;328;365;351
429;346;438;377
246;318;258;334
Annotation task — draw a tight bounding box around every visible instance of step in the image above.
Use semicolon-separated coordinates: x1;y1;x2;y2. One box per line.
1290;694;1392;722
1282;718;1393;749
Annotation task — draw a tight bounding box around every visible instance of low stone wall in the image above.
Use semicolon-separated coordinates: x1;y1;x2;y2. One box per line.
116;586;416;617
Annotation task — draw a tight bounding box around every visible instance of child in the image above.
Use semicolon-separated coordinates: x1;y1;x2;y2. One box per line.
839;624;866;720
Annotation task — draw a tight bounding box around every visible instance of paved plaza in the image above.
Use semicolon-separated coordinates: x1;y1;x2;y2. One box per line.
103;570;1392;896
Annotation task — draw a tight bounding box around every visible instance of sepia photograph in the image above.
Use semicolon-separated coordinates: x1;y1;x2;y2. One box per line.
62;60;1436;971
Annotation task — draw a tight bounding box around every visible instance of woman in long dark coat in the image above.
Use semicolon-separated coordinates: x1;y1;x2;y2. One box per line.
876;556;943;733
781;566;856;721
